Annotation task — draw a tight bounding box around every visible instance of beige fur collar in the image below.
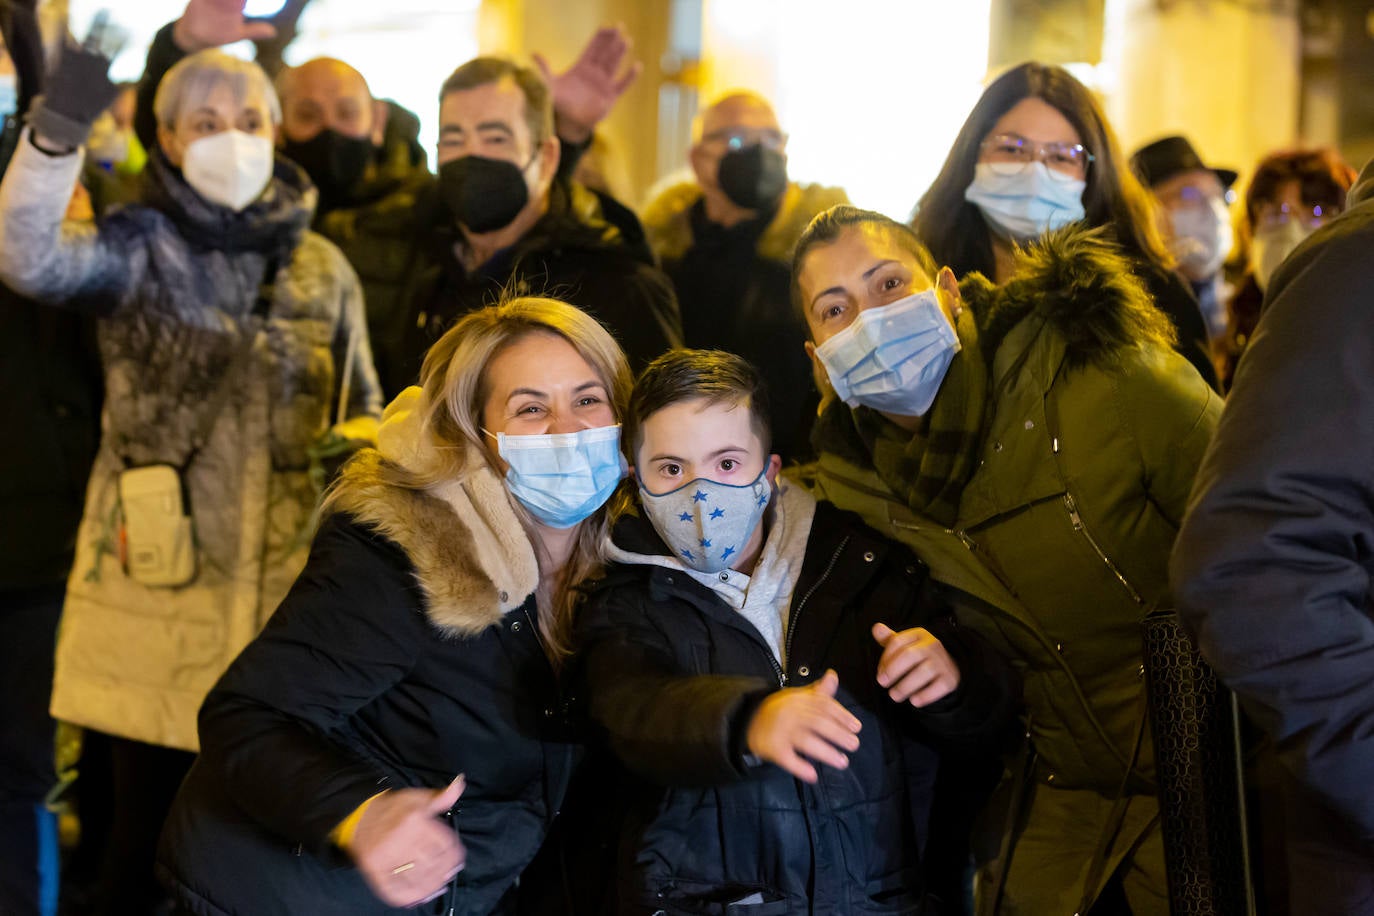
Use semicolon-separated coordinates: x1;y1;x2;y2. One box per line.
329;389;539;637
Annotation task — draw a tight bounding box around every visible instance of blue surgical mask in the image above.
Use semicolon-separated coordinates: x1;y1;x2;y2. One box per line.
815;289;961;417
489;425;626;529
0;75;17;120
964;161;1086;242
640;469;772;574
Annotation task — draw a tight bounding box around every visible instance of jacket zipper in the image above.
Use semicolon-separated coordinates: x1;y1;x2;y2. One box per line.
1064;492;1144;605
776;535;851;686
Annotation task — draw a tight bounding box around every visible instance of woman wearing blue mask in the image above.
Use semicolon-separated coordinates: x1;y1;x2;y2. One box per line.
913;62;1218;391
795;206;1222;915
157;297;632;915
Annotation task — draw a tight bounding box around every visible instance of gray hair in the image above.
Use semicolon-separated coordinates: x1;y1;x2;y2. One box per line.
153;49;281;129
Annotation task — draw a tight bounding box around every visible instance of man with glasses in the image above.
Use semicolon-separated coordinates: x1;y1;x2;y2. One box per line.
1130;136;1238;340
642;91;847;461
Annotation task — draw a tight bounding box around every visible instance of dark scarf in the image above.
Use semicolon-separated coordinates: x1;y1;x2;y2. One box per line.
141;148;315;262
811;277;1029;526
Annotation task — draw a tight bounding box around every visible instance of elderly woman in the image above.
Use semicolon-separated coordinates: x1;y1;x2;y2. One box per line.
157;297;631;915
0;43;381;911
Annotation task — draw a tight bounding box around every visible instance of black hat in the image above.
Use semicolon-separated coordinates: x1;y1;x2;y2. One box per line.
1130;136;1238;191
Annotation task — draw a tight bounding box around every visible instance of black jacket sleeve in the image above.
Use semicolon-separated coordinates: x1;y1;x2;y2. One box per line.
134;22;188;155
1171;199;1374;845
196;514;426;853
577;588;773;787
1141;263;1220;391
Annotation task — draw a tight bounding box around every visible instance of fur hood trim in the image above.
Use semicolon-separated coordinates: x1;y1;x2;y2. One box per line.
643;180;848;263
327;389;539;637
960;226;1178;368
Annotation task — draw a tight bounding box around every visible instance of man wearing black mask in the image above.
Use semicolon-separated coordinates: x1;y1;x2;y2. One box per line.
388;56;680;395
643;91;846;462
135;0;661;396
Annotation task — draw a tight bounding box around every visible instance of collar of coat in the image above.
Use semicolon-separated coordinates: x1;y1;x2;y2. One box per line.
959;225;1178;374
643;180;848;264
324;389;539;637
141;148;316;257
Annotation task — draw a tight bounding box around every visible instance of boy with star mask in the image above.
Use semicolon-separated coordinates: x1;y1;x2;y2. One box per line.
574;348;1015;913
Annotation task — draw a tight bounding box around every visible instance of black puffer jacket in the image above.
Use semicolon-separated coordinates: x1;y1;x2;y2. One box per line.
576;498;1017;915
388;184;682;395
157;450;578;916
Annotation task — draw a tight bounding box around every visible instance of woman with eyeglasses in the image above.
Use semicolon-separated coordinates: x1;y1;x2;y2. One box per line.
1217;147;1357;389
913;62;1219;390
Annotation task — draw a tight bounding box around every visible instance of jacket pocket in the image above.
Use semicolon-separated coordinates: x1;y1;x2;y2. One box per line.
850;868;923;914
644;879;790;915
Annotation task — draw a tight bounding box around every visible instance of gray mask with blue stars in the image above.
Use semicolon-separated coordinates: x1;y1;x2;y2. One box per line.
639;468;772;574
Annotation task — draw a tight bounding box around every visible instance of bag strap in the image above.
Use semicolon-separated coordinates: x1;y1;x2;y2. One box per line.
181;255;281;469
1075;686;1150;914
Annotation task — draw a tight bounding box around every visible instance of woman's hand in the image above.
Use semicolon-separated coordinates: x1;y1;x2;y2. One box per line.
872;623;961;706
745;669;862;783
348;775;467;908
28;39;120;153
173;0;276;53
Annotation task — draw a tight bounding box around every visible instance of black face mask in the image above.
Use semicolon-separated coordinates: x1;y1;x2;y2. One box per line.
717;145;787;211
281;129;375;209
438;154;533;234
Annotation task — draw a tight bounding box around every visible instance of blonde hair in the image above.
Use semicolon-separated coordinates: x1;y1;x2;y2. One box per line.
388;296;631;662
154;49;281;129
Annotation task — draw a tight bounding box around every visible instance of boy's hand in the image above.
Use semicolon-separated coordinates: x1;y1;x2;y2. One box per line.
745;669;861;783
872;623;961;707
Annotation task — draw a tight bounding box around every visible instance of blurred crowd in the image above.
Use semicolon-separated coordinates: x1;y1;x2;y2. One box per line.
3;1;1373;915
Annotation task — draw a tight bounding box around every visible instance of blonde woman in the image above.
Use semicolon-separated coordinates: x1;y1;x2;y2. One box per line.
157;297;631;914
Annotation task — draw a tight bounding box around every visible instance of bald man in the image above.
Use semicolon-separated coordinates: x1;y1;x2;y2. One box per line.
642;91;847;462
274;57;426;211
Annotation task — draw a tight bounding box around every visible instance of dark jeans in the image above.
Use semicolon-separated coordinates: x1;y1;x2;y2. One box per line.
86;735;195;916
0;583;64;916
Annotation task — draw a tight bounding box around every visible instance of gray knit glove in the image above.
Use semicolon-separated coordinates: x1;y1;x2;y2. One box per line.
27;20;122;150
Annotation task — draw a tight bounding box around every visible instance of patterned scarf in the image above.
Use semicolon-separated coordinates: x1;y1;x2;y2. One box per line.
811;288;1012;526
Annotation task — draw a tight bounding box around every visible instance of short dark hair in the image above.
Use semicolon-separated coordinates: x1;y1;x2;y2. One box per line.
627;349;773;459
790;205;940;335
439;57;553;148
912;62;1169;278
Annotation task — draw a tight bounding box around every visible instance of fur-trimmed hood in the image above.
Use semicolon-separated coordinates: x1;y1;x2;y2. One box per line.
643;179;848;264
326;388;539;637
959;226;1178;369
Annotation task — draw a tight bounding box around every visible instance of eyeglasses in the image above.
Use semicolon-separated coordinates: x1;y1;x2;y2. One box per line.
1253;201;1337;231
1160;184;1230;211
978;132;1094;182
701;126;788;152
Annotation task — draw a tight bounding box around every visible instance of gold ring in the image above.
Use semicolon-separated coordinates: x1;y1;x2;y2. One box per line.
391;862;416;875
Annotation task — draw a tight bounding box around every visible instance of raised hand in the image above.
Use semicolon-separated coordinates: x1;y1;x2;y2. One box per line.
745;669;861;783
872;623;961;707
533;25;642;144
172;0;277;53
29;17;122;152
348;775;467;908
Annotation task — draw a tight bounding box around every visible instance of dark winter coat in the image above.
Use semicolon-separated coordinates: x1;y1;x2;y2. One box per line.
576;495;1017;915
642;181;848;462
1171;159;1374;913
0;280;101;587
388;184;682;394
158;446;577;916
